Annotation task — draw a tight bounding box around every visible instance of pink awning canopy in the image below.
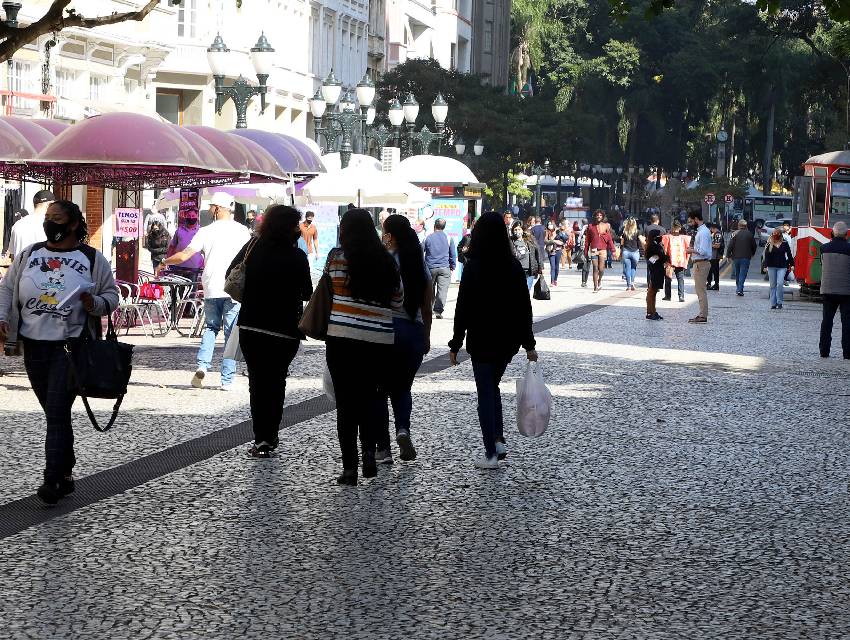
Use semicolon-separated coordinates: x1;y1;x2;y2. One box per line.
0;119;38;179
0;116;55;152
184;125;286;182
27;113;241;188
31;119;71;136
171;126;238;174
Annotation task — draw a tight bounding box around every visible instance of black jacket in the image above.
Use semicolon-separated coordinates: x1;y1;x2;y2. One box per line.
762;240;793;269
448;257;535;362
645;240;669;289
227;239;313;338
727;229;757;260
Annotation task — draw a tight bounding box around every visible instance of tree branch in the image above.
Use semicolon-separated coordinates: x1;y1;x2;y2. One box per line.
0;0;159;65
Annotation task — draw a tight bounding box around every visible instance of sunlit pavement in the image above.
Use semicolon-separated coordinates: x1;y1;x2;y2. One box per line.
1;263;847;639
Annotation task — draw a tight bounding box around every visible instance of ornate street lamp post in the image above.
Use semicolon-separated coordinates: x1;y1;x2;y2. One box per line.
311;72;449;168
207;32;275;129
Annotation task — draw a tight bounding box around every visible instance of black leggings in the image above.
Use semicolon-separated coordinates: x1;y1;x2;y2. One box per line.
22;338;77;483
326;337;391;470
240;329;300;445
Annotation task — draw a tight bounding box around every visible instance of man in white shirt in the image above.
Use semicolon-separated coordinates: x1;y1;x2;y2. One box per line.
685;209;713;324
157;192;251;390
7;190;54;259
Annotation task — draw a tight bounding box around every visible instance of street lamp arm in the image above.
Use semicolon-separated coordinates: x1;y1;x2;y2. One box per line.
213;75;269;129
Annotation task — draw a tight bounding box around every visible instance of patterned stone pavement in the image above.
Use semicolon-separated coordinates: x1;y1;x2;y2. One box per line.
1;265;848;640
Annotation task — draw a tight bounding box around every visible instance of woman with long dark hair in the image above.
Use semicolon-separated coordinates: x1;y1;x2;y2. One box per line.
326;208;404;485
228;205;313;458
449;211;537;469
0;200;118;505
374;214;433;464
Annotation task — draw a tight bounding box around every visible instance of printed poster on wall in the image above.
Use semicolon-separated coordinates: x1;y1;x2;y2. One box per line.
114;208;141;238
298;203;338;271
429;199;467;282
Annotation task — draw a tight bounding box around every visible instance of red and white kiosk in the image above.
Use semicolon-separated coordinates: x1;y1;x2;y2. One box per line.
792;150;850;293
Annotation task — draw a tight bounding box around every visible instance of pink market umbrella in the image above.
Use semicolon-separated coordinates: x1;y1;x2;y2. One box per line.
278;133;325;174
171;126;238;174
0;119;38;180
185;125;286;181
0;116;55;152
31;119;70;136
29;113;239;188
230;129;324;175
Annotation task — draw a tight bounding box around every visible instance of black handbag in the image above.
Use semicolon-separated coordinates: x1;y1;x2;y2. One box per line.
65;316;134;432
533;276;551;301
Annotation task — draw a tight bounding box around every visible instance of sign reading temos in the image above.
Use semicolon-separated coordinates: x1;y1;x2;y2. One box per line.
704;192;716;205
114;207;142;238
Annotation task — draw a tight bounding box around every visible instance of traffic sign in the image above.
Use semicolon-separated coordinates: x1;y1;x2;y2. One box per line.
704;192;716;205
724;193;734;204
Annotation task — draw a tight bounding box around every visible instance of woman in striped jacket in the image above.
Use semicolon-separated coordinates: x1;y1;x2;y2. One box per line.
326;209;404;486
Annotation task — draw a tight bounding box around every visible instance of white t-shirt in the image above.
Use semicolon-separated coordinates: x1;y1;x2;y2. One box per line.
9;214;46;258
18;246;94;341
188;219;251;299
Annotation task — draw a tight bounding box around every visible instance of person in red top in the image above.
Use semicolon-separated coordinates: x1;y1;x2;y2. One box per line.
584;210;616;292
299;210;319;271
661;220;690;302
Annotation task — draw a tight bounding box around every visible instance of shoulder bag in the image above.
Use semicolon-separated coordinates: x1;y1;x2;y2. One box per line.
65;316;134;432
298;272;333;340
223;237;257;302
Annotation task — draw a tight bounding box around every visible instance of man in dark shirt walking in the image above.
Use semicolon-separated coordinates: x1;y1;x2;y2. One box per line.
819;221;850;359
726;219;758;296
423;218;456;319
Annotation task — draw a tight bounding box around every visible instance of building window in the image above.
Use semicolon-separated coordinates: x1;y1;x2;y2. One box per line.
178;0;197;38
156;89;183;125
89;75;110;101
484;20;493;54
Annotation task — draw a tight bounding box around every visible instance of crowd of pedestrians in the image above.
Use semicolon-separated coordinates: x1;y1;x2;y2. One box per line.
3;196;850;504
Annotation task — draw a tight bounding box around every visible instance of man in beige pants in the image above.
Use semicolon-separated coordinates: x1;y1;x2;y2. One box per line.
686;210;713;324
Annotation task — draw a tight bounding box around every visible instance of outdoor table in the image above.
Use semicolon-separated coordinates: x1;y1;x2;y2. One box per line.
146;278;193;332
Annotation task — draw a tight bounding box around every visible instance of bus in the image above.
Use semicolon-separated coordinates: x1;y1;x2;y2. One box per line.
742;194;793;223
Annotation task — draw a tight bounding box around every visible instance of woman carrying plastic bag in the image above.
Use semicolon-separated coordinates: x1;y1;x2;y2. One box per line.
448;212;538;470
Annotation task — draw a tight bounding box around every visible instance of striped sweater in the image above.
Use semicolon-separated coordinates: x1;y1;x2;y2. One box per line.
326;250;404;344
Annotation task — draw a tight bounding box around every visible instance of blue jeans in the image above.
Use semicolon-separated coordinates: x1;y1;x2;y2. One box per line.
767;267;786;306
198;297;240;384
548;253;561;283
376;318;425;451
734;258;751;294
472;358;510;458
526;275;535;290
621;249;639;287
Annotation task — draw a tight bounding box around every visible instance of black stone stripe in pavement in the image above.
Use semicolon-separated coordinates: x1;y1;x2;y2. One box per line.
0;291;631;540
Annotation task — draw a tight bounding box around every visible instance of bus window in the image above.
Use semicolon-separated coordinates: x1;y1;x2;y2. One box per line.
813;179;827;227
829;180;850;226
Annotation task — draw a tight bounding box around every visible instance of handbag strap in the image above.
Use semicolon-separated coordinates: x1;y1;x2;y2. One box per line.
80;395;125;432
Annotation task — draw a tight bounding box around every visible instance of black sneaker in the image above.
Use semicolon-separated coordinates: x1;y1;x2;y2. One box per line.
337;470;357;486
375;449;394;465
661;296;672;301
36;481;62;506
396;430;417;462
651;312;663;320
248;442;274;458
58;476;75;497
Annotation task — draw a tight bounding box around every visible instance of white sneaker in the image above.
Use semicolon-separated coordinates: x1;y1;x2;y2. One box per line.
474;455;499;470
220;383;237;392
495;441;507;460
191;369;205;388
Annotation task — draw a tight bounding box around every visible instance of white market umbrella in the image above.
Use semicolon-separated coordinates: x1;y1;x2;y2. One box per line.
302;165;432;207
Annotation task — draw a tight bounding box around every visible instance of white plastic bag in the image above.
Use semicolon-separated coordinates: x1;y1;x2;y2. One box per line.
322;363;336;402
223;325;243;362
516;361;552;437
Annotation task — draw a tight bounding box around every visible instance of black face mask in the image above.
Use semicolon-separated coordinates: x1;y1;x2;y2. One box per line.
44;220;73;243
